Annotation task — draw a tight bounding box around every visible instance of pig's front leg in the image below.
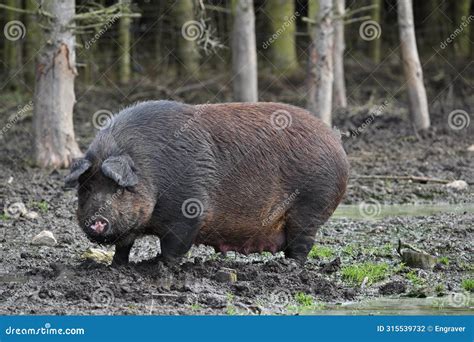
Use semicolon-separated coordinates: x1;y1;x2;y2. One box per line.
112;238;135;266
157;221;200;263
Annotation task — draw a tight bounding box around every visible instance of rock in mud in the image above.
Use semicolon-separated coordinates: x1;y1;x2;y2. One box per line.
215;268;238;283
446;180;468;191
81;248;114;265
379;281;407;295
31;230;57;246
400;250;437;270
25;211;39;220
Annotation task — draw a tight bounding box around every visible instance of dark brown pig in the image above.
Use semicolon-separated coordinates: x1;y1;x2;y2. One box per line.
66;101;349;265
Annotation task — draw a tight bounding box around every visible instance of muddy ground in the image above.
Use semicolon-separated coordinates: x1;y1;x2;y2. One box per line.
0;64;473;315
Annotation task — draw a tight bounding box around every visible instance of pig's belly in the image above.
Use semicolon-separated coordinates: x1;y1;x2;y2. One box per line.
194;218;286;255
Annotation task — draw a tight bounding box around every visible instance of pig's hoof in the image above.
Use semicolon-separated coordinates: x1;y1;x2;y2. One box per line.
111;257;129;267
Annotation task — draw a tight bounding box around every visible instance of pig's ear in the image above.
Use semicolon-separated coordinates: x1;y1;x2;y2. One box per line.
101;155;138;187
65;158;92;187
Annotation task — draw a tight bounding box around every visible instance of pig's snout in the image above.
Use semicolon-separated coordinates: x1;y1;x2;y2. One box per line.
88;216;110;235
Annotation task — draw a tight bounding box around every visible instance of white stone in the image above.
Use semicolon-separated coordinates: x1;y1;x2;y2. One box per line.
446;180;468;191
25;211;39;220
31;230;57;246
467;145;474;152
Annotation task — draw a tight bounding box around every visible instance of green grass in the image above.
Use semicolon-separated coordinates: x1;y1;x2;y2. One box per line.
308;245;334;259
461;279;474;292
438;257;449;265
190;303;202;311
0;213;10;221
294;292;314;307
406;271;425;286
35;201;49;213
434;284;445;295
342;244;357;257
363;243;393;257
341;262;390;285
287;292;325;314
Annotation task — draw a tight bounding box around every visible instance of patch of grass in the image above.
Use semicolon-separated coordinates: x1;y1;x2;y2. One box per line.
308;245;334;259
362;243;393;257
406;271;425;286
36;201;49;213
437;257;449;265
294;292;314;307
190;303;202;311
341;262;390;285
342;244;357;257
434;284;445;295
461;279;474;292
393;263;406;274
0;213;10;221
287;292;325;314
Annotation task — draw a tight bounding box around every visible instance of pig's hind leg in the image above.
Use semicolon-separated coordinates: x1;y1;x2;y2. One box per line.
283;199;330;264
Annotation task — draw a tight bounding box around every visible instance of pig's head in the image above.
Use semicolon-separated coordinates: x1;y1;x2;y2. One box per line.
65;153;156;244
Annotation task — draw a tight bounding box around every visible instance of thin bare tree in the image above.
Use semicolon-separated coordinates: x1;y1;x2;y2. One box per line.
397;0;430;130
231;0;258;102
33;0;82;168
307;0;334;125
333;0;347;108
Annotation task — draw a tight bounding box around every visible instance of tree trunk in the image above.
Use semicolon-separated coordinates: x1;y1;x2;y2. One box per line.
118;0;131;83
397;0;430;130
307;0;334;126
454;0;471;58
264;0;299;76
231;0;258;102
170;0;200;76
25;0;41;85
333;0;347;108
370;0;382;63
3;0;23;90
33;0;82;169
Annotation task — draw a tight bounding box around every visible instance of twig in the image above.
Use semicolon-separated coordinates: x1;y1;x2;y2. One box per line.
0;4;35;14
353;175;455;184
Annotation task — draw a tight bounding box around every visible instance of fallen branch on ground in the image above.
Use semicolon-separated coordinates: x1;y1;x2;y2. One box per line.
353;175;459;184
